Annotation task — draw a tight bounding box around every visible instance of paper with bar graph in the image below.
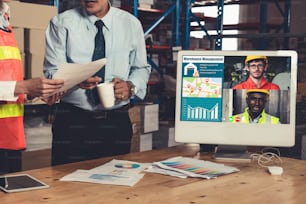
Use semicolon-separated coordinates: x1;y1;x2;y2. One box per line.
151;156;239;179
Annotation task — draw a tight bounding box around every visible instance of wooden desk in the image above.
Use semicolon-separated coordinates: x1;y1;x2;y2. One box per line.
1;144;306;204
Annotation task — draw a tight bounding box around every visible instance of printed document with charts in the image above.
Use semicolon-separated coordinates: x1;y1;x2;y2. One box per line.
145;156;240;179
60;159;151;187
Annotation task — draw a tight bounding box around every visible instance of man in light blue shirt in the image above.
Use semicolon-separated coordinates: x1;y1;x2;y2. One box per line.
44;0;151;165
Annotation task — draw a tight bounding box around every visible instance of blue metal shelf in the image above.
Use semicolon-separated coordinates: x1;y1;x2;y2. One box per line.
50;0;59;12
131;0;181;78
257;0;291;49
184;0;223;50
188;0;292;50
132;0;181;47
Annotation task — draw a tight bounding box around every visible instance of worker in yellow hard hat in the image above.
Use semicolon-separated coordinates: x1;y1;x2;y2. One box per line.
229;89;280;124
246;88;270;96
245;56;268;64
233;56;280;90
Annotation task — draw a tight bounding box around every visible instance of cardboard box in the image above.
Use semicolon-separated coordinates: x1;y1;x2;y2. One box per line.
129;104;159;152
130;133;153;153
13;27;24;52
20;52;26;77
130;133;140;152
131;133;153;152
112;0;121;8
25;53;44;78
129;103;159;134
139;133;153;152
9;1;57;29
129;106;141;152
24;28;46;54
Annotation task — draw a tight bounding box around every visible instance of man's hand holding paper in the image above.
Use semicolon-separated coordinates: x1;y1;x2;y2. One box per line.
48;58;106;94
42;58;106;105
79;76;103;90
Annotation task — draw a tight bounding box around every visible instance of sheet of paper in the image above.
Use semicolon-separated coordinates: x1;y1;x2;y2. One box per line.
90;159;151;173
60;169;145;187
50;58;106;95
151;156;240;179
144;165;188;178
60;159;151;187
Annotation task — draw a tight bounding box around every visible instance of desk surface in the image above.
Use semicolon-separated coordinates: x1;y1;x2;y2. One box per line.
1;144;306;204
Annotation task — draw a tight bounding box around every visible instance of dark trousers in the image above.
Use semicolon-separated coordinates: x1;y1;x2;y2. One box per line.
51;103;133;166
0;149;22;174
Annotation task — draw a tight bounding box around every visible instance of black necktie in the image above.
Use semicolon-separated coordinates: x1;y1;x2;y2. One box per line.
93;20;105;62
87;20;106;106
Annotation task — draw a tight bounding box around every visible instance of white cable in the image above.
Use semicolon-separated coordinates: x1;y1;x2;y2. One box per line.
257;152;283;168
250;148;283;168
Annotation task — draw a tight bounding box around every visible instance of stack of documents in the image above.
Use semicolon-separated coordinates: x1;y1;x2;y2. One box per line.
60;157;239;186
60;159;151;186
145;156;240;179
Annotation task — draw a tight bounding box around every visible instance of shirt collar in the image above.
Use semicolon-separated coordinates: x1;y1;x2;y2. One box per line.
245;107;266;123
82;1;113;32
246;76;269;88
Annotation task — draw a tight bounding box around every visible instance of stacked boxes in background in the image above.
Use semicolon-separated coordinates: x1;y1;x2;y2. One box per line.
24;28;47;78
111;0;121;8
12;27;25;75
138;0;155;9
128;103;181;152
129;103;159;152
9;1;57;79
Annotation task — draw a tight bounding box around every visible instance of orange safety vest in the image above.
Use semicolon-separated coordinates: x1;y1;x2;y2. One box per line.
0;14;26;150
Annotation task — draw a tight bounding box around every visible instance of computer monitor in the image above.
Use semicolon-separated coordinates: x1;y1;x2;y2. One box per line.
175;50;297;161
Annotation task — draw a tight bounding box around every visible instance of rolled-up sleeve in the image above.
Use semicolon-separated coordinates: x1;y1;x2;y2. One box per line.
128;20;151;100
43;16;68;79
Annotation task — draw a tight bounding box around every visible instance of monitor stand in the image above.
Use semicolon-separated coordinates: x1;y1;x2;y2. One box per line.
212;145;251;162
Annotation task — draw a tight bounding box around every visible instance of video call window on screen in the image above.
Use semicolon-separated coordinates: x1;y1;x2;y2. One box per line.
175;50;297;149
180;55;292;125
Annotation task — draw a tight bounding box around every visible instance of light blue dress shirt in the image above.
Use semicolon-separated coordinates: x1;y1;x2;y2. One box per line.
44;6;151;111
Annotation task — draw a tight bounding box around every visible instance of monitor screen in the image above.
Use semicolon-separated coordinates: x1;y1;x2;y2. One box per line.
175;50;297;153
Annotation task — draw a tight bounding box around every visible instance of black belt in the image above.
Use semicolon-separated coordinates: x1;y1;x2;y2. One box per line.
57;102;130;119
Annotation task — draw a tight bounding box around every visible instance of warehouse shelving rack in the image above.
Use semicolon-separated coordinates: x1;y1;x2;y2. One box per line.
36;0;295;50
189;0;293;50
121;0;294;50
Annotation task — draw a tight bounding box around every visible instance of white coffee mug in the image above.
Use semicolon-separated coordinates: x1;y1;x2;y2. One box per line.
96;82;115;108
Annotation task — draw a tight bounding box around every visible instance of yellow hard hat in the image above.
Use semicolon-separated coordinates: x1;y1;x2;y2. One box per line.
246;89;269;96
245;56;268;64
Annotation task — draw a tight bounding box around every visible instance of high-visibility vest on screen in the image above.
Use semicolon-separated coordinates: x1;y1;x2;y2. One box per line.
231;108;280;124
0;16;26;150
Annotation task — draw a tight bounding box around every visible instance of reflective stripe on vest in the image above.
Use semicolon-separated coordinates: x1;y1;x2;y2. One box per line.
0;46;21;60
0;103;24;118
231;109;279;124
266;115;280;124
265;115;271;123
0;17;26;150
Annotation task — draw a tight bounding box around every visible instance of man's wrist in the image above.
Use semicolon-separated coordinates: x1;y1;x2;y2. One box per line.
127;81;137;98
